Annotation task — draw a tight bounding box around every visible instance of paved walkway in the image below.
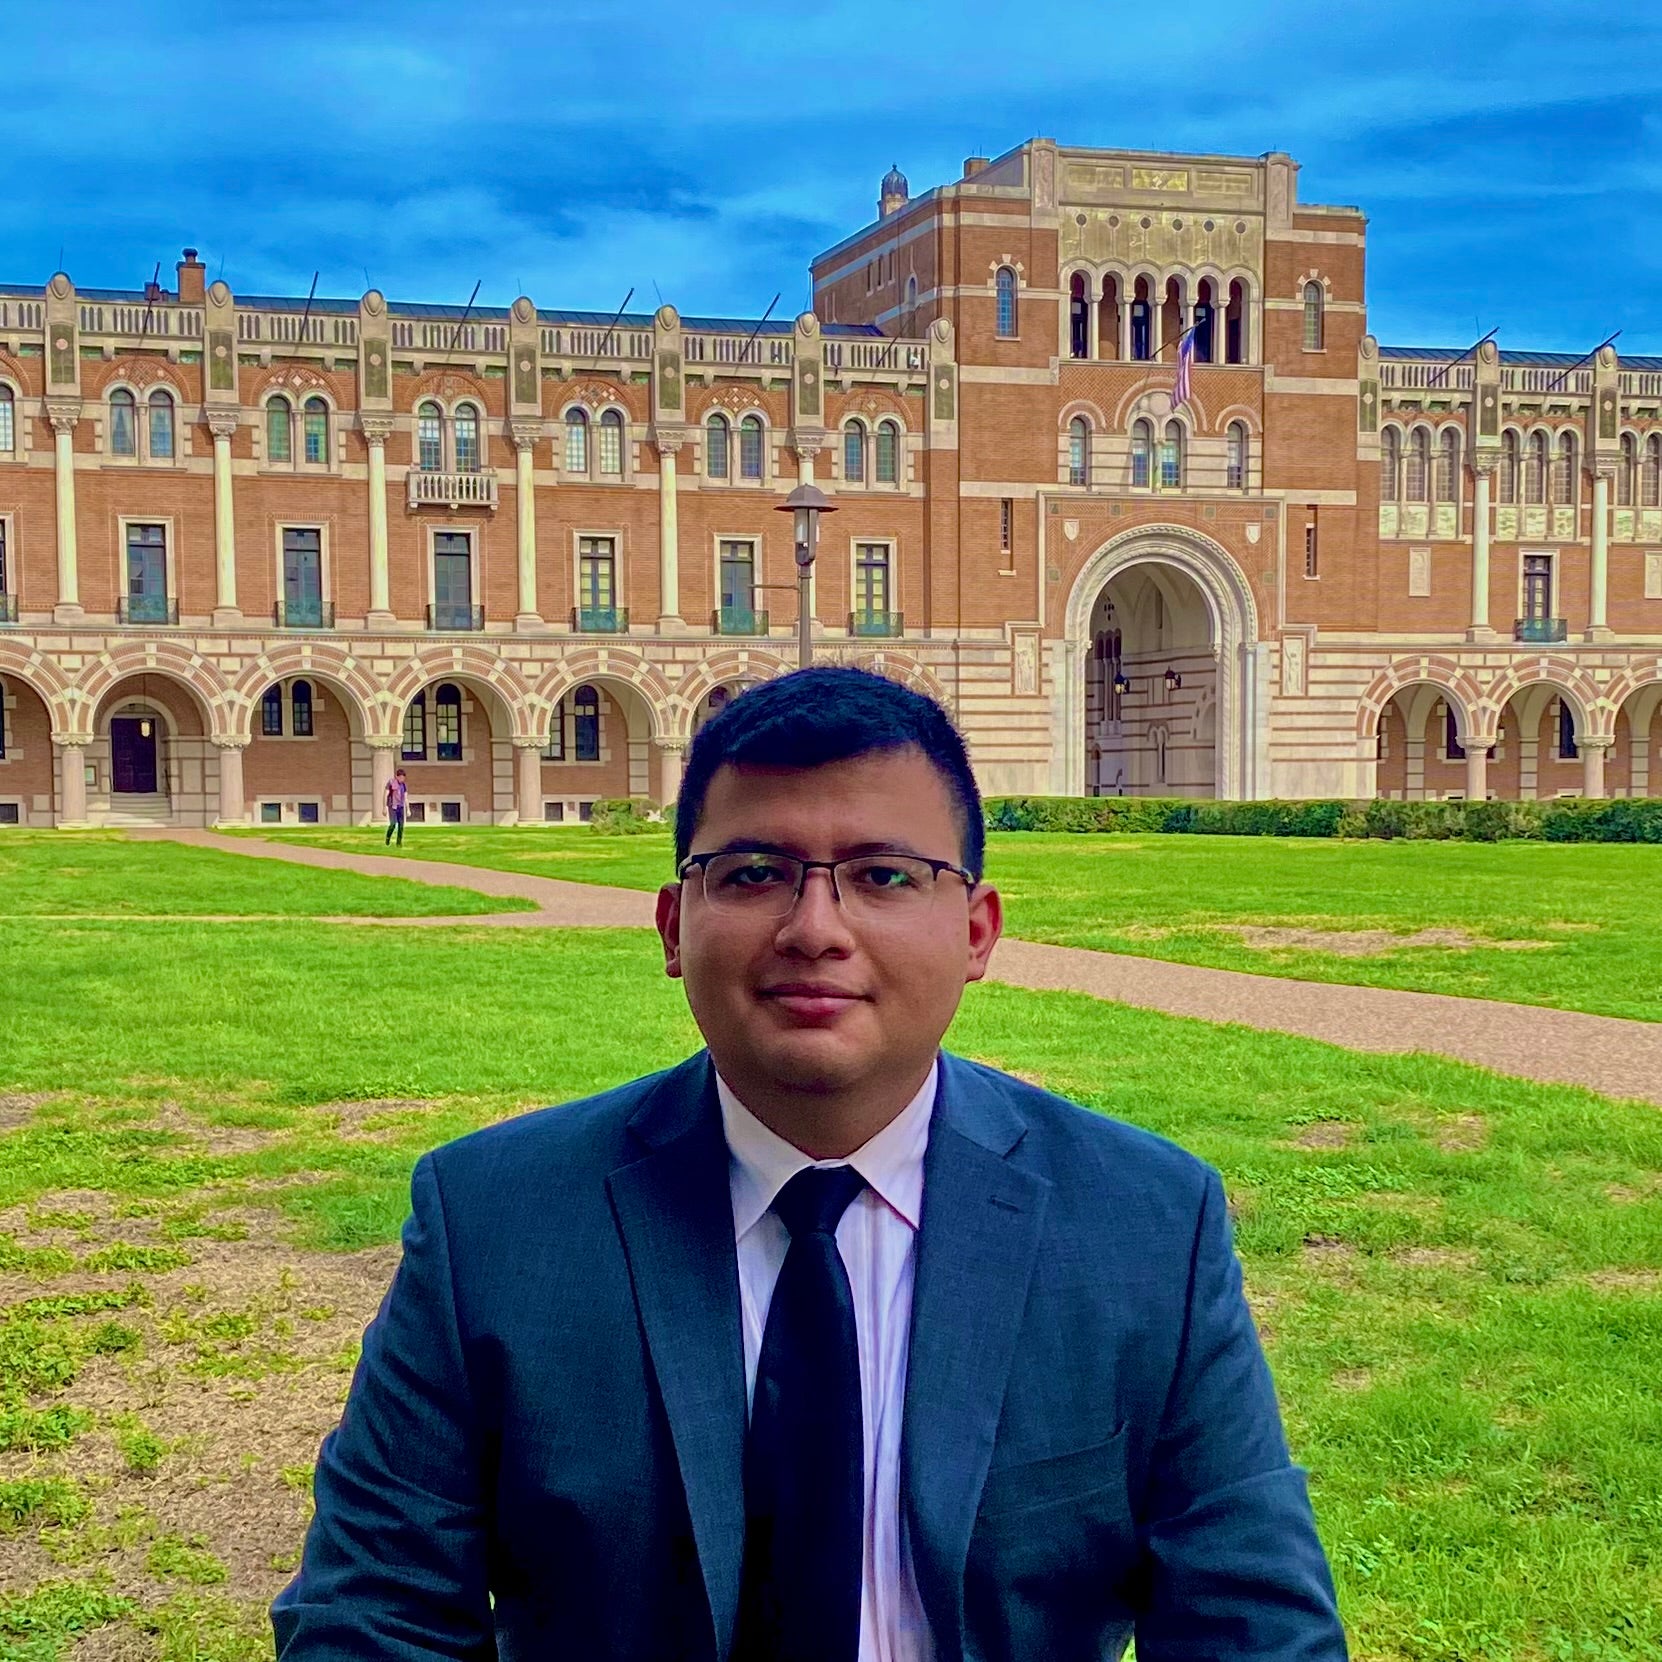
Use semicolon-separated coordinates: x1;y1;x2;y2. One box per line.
144;830;1662;1107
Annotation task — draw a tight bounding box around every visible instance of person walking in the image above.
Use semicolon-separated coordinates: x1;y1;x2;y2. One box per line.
383;767;408;847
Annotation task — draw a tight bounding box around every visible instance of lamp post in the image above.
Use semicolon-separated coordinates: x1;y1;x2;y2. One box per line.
776;482;836;669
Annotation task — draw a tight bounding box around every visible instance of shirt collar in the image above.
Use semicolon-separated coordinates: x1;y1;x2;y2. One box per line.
718;1058;937;1241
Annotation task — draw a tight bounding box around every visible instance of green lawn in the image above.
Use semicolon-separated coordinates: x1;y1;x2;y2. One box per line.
0;846;1658;1658
249;826;1662;1022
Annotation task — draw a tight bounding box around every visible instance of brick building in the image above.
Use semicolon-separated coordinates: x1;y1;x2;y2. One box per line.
2;139;1660;828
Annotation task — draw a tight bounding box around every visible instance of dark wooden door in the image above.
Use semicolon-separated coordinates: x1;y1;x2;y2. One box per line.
111;718;157;794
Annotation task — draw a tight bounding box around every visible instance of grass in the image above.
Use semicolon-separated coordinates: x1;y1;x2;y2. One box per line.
0;840;1657;1657
248;825;1662;1022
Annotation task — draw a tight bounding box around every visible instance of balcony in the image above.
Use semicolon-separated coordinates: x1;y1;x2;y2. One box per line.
427;603;485;631
1514;617;1567;644
0;594;17;624
118;595;179;625
714;606;769;636
406;469;499;510
276;599;336;629
849;610;903;638
571;606;629;634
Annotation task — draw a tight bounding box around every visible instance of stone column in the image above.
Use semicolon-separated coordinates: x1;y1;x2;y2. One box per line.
364;418;394;628
797;442;821;627
654;738;686;809
49;408;82;622
512;425;542;630
213;737;248;826
55;736;89;827
368;737;397;823
1580;736;1611;799
1464;742;1491;803
513;738;544;824
1469;462;1493;638
657;434;685;630
1588;469;1611;638
209;414;241;625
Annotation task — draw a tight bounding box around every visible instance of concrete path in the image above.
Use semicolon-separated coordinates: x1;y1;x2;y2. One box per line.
141;830;1662;1107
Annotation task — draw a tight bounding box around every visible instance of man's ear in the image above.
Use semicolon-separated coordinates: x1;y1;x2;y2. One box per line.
963;882;1003;985
656;882;685;980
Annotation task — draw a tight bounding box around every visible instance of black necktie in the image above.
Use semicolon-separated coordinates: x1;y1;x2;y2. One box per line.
735;1164;868;1662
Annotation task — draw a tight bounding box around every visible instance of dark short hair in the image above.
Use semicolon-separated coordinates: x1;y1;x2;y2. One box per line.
675;667;984;877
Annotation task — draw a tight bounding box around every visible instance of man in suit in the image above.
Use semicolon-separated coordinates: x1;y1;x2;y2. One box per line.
274;665;1347;1660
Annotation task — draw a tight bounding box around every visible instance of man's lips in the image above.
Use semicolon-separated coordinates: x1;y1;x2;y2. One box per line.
759;984;869;1021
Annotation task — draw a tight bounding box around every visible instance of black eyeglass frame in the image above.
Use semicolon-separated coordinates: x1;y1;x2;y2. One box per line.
676;850;978;908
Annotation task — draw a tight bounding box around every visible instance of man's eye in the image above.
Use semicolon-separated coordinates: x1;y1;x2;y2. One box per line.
850;862;921;890
722;860;793;887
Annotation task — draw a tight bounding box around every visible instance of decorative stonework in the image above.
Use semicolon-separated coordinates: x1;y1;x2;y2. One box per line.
360;415;395;445
259;365;330;396
413;369;489;402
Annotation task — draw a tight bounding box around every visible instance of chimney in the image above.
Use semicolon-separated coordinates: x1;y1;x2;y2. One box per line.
963;155;989;178
176;247;206;305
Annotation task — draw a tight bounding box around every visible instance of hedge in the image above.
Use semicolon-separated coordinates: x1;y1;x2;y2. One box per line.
982;795;1662;843
587;797;669;836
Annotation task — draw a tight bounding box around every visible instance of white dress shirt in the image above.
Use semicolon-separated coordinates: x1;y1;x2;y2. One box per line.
718;1063;938;1662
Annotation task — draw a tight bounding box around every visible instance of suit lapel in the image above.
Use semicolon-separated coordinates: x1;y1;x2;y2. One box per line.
903;1055;1049;1662
605;1054;747;1662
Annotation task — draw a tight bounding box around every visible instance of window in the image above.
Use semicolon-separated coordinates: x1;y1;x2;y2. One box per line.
298;801;320;824
1436;429;1461;502
706;414;730;480
565;408;590;473
995;266;1018;337
1618;433;1637;507
267;396;293;464
1304;511;1319;578
1069;273;1089;359
542;702;565;760
1131;420;1152;489
282;527;323;626
1644;435;1662;509
0;520;8;601
291;679;313;738
417;402;444;471
1224;279;1247;364
739;414;764;480
1193;280;1217;363
435;682;462;762
719;539;757;628
261;801;281;824
843;421;865;484
573;685;600;762
1445;707;1465;761
432;531;473;630
875;420;899;485
544;801;565;822
999;498;1012;555
302;397;328;465
1302;281;1324;351
1523;553;1553;621
1525;432;1548;505
0;385;12;452
441;800;462;824
147;390;175;459
1499;430;1519;504
598;409;623;476
1160;421;1183;489
1226;422;1247;490
125;523;167;621
1552;432;1576;506
1558;700;1578;761
1068;417;1090;487
1382;427;1401;500
110;389;137;456
261;684;283;737
1098;276;1122;362
855;542;891;618
454;403;480;473
1130;279;1152;361
1405;428;1429;502
577;535;616;621
402;692;426;760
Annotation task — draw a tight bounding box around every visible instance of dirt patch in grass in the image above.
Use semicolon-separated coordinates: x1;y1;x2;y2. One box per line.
1286;1121;1359;1151
1331;1368;1373;1392
313;1099;441;1142
1432;1112;1490;1153
136;1105;277;1157
1224;925;1554;957
1584;1267;1662;1293
0;1092;56;1132
1605;1176;1662;1205
1389;1246;1480;1270
1301;1234;1357;1260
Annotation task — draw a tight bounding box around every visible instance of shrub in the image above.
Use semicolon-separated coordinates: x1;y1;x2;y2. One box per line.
587;798;663;836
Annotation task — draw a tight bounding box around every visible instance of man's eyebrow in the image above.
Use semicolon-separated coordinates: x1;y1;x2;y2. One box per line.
709;838;932;859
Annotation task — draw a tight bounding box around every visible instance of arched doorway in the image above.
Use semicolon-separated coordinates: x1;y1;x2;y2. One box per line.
393;675;515;825
91;674;214;826
245;673;371;826
1611;683;1662;797
1370;683;1476;800
538;677;656;823
0;674;57;826
1063;528;1260;798
1490;682;1587;800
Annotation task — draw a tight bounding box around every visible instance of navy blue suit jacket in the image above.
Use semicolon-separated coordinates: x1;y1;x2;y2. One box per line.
273;1051;1346;1660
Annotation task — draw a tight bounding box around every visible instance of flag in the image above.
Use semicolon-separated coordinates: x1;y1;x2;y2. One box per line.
1169;326;1196;413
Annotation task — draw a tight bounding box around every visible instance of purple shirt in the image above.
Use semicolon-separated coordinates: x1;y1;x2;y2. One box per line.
387;777;408;812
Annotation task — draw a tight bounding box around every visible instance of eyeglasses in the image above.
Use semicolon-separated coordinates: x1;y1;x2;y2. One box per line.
677;850;976;921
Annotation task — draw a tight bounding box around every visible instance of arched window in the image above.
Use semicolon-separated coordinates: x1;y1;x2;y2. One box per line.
995;266;1018;337
842;420;865;484
1130;419;1153;488
417;402;443;472
454;403;480;473
261;683;283;737
565;408;590;473
1068;273;1089;359
904;274;917;329
1435;429;1461;502
147;389;175;459
110;388;137;457
598;408;624;476
739;414;764;480
1098;275;1122;362
706;414;730;480
1618;433;1637;507
1499;430;1519;504
1225;278;1247;364
875;420;899;484
1644;435;1662;510
1193;278;1217;363
302;397;328;465
1068;416;1090;486
1130;277;1153;362
573;684;600;762
267;396;293;464
1160;421;1184;489
291;678;313;738
1552;431;1576;506
1226;421;1248;490
402;690;426;761
0;384;12;453
1525;431;1548;505
1405;428;1430;502
1381;426;1401;500
1302;281;1324;351
434;682;462;762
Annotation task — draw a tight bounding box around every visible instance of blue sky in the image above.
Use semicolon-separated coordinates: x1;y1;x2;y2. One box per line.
14;1;1661;354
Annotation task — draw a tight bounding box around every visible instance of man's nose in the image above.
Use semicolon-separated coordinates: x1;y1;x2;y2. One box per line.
774;867;854;952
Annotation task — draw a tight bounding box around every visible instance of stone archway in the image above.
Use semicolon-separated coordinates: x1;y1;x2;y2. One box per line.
1060;524;1261;798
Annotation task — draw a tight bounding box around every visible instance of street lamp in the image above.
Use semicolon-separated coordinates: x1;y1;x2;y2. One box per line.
776;482;836;669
